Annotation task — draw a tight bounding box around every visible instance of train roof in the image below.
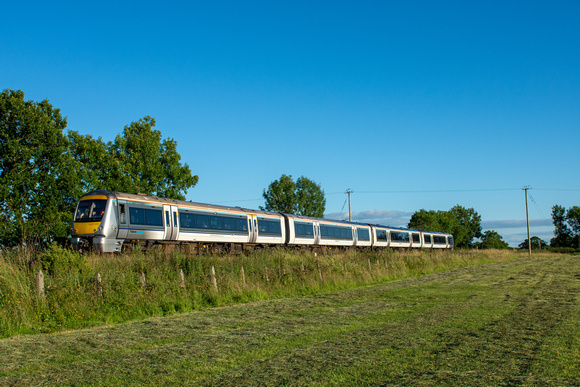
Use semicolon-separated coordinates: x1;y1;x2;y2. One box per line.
79;190;282;218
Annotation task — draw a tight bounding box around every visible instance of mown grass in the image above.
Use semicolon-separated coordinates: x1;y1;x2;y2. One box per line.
0;253;577;385
0;245;522;338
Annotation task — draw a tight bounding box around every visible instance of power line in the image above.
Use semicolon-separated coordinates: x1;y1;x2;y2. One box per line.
205;186;580;206
327;188;521;195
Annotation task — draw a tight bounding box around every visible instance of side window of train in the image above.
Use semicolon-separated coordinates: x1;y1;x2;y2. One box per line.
119;204;126;224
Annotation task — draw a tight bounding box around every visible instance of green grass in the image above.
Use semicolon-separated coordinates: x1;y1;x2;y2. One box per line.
0;254;577;385
0;245;517;338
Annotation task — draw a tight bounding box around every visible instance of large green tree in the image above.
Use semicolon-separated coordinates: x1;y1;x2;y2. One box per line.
69;117;198;200
407;209;456;233
261;175;326;217
0;89;81;246
450;205;482;248
408;205;482;248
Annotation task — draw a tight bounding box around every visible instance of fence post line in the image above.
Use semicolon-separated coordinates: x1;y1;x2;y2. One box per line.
241;265;246;285
35;268;45;298
210;266;218;291
140;272;147;288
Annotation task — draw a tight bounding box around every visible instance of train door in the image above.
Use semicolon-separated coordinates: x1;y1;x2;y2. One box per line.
163;205;172;240
313;222;321;245
170;206;179;240
248;214;258;243
117;200;128;239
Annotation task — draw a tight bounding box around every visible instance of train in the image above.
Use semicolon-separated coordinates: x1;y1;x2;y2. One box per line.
70;190;454;253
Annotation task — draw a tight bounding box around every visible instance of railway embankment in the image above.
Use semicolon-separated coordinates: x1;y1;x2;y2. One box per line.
1;246;534;338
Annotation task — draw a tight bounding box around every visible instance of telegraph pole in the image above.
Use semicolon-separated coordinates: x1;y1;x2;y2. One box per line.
523;186;531;257
346;189;352;222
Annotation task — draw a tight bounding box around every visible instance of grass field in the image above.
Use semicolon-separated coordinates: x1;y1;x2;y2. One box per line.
0;253;578;385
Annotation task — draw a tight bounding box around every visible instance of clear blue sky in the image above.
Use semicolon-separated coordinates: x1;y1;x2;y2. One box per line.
2;1;579;246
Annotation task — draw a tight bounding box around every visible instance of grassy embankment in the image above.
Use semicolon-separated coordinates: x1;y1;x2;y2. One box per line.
1;245;525;338
0;253;578;385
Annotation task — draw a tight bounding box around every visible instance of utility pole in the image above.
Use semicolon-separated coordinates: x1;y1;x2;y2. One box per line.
523;186;531;257
346;189;352;222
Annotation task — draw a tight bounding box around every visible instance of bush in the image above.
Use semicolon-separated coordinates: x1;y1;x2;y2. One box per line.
36;243;87;276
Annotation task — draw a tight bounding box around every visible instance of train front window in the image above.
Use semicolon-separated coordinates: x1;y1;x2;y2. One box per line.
75;200;107;222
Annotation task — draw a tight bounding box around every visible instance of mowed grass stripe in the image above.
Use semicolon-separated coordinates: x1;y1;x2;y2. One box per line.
1;255;578;386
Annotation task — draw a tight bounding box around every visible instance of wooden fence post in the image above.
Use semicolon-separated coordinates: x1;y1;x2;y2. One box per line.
241;266;246;285
35;269;45;298
95;272;103;298
140;272;147;288
210;266;218;291
179;269;186;289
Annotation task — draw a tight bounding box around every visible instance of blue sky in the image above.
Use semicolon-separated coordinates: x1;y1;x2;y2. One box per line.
2;1;579;246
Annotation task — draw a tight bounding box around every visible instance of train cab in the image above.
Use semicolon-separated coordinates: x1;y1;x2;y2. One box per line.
71;190;123;252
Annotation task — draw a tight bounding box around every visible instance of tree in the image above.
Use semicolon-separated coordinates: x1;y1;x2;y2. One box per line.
408;209;456;233
0;89;82;246
476;230;509;249
550;205;574;247
70;117;198;200
408;205;481;248
566;206;580;248
519;236;548;250
261;175;326;217
295;176;326;218
550;205;580;248
449;205;482;248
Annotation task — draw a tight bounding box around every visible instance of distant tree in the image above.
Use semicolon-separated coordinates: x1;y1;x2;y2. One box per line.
408;205;482;248
476;230;509;249
295;176;326;218
261;175;326;217
550;205;574;248
566;206;580;248
408;209;456;233
261;174;297;214
70;117;199;200
519;236;548;250
449;205;482;248
0;89;82;246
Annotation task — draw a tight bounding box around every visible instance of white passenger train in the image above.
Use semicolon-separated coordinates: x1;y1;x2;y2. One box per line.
70;190;454;253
